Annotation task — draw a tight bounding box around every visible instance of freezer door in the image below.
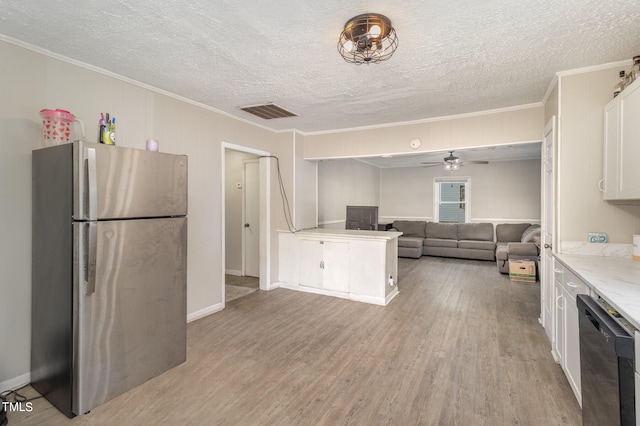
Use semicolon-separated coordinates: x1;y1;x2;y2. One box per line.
73;217;187;415
73;141;187;220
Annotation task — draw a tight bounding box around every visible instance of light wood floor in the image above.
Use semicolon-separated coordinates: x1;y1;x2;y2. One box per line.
9;257;581;425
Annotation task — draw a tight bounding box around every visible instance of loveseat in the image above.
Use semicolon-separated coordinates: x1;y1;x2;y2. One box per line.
390;221;495;261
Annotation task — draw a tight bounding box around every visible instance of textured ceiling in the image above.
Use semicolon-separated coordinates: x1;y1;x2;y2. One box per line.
1;1;640;133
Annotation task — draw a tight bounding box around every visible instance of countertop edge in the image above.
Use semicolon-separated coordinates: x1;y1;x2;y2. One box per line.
554;253;640;330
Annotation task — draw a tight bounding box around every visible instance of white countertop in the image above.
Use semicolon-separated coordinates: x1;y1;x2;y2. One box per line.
555;253;640;330
278;228;403;241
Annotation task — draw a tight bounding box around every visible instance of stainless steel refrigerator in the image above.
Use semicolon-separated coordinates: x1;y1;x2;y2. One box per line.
31;140;187;417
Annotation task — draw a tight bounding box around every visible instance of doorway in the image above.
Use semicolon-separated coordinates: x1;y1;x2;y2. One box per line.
222;143;271;306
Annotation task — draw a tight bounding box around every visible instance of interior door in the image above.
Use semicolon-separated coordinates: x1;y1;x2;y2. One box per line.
541;117;556;343
73;217;187;415
244;160;260;277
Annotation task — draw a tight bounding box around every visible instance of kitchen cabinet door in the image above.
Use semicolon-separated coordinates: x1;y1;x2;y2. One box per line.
619;80;640;199
299;239;323;289
553;281;564;365
563;289;582;406
299;239;349;292
602;99;619;200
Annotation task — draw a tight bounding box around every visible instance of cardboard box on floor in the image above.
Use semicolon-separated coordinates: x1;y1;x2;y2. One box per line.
509;260;536;282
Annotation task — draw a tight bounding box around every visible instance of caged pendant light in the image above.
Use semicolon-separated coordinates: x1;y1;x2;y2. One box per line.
337;13;398;65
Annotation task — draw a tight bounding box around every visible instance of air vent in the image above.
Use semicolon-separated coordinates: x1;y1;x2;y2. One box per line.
239;103;298;120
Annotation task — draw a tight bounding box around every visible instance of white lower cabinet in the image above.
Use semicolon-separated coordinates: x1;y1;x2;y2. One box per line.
553;259;589;406
299;239;349;292
278;229;401;306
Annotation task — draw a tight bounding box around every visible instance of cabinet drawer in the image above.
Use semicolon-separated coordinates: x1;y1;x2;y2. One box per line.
562;268;589;298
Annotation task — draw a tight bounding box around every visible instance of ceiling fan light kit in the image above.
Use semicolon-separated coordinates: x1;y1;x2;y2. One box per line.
337;13;398;65
422;151;489;170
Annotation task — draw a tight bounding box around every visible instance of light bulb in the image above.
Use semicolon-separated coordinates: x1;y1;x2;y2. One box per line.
369;24;381;38
342;40;354;52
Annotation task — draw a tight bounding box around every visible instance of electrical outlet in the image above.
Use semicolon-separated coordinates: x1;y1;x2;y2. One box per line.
388;275;395;287
588;233;607;243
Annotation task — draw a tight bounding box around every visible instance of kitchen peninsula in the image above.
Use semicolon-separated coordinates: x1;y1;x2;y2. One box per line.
278;229;402;305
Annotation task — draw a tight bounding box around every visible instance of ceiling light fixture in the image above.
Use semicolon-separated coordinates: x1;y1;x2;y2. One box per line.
337;13;398;65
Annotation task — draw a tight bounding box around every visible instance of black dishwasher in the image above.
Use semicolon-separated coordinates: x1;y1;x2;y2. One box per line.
577;294;635;426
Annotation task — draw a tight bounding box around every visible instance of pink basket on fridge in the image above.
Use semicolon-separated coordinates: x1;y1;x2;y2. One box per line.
40;109;85;146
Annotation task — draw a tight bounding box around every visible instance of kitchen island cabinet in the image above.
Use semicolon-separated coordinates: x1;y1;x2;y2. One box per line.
278;229;402;306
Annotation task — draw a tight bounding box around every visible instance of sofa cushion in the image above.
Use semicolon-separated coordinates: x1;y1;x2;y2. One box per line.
521;225;541;243
457;223;494;241
424;238;458;248
495;243;509;260
426;222;457;240
392;221;427;238
458;240;496;251
496;223;531;242
398;237;424;249
507;242;539;257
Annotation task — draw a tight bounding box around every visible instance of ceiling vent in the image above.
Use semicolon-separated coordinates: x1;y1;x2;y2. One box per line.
239;103;298;120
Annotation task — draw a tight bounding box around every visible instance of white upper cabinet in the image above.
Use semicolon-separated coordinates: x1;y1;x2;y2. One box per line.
603;77;640;201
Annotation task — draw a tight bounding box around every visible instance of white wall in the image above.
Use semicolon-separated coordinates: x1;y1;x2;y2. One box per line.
317;159;381;228
0;40;292;388
225;150;259;274
380;159;542;223
293;132;318;230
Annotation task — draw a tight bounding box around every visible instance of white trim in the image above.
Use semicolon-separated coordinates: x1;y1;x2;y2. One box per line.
187;303;224;323
318;219;345;226
542;74;559;106
379;216;433;221
225;269;242;276
556;59;632;77
2;34;629;138
0;372;31;393
433;176;471;223
302;103;543;136
0;35;280;135
471;218;541;224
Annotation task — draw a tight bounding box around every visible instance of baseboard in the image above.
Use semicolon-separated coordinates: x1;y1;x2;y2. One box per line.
225;269;242;276
0;372;30;393
187;302;224;323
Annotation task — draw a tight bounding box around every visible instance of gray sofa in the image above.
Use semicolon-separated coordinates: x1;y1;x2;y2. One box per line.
390;221;495;261
495;223;541;274
389;221;541;274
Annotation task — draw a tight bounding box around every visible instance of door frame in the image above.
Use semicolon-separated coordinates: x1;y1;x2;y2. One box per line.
222;142;271;307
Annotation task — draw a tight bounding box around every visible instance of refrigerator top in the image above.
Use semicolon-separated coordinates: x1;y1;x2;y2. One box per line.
72;141;187;220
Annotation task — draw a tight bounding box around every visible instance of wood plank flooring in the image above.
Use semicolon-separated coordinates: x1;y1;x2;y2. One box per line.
8;257;581;425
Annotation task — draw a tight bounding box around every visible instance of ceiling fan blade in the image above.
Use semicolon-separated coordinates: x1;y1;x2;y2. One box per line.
421;163;443;168
462;160;489;165
420;161;444;165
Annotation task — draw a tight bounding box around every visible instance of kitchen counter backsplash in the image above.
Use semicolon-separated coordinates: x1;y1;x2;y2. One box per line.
561;241;633;258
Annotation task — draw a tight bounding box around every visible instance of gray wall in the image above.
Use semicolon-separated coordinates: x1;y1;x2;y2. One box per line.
380;159;542;222
318;158;541;229
317;159;381;228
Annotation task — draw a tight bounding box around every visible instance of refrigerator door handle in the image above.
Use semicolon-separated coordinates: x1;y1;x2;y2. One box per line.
86;147;97;221
86;222;97;295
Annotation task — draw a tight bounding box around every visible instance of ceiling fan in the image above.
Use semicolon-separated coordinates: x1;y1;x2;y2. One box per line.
421;151;489;170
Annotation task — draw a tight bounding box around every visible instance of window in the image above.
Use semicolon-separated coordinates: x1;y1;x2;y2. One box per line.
434;177;470;223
